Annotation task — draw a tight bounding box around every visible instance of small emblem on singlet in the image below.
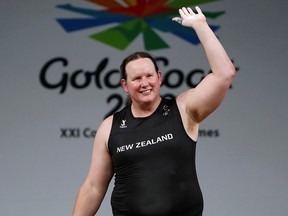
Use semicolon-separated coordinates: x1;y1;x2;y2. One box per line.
162;105;170;116
120;120;127;128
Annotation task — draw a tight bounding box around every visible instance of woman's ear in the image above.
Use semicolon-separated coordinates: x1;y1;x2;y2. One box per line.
121;79;128;93
158;71;162;85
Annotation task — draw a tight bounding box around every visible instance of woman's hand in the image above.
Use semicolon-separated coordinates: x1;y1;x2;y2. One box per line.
172;6;206;29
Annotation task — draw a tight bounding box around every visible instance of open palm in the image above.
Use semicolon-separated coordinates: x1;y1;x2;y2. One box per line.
172;6;206;28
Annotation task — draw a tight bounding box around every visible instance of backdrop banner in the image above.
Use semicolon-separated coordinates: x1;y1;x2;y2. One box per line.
1;0;287;215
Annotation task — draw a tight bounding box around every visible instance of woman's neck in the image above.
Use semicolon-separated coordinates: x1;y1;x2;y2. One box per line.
131;96;162;118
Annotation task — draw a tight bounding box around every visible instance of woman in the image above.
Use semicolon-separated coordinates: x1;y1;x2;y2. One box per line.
73;6;236;216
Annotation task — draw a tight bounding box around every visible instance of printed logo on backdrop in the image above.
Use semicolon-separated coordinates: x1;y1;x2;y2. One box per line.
55;0;225;50
39;0;239;139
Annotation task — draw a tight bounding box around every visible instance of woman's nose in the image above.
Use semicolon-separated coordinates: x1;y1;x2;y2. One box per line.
140;77;149;87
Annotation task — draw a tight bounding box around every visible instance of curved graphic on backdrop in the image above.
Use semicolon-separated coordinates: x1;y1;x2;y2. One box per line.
56;0;225;50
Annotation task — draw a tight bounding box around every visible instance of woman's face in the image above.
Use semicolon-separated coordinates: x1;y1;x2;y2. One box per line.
121;58;162;105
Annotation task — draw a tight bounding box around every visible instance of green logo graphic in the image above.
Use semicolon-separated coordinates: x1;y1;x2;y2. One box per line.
56;0;225;50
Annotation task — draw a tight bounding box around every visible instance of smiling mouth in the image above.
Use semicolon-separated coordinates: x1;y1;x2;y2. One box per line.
141;89;151;95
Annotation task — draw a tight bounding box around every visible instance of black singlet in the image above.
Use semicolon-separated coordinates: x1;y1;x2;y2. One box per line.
108;98;203;216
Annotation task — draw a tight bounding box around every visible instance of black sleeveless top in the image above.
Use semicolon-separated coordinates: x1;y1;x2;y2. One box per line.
108;98;203;216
